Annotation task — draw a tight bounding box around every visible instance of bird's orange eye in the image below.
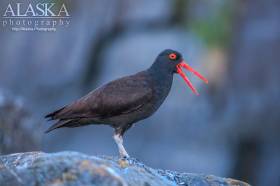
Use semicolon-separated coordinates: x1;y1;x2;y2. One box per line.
169;53;177;60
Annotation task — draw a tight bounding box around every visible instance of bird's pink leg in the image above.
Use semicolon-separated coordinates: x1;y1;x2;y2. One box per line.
113;133;130;158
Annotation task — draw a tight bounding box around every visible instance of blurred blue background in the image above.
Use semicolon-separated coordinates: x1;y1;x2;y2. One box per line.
0;0;280;185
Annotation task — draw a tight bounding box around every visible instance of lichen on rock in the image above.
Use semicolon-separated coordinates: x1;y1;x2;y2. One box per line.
0;151;250;186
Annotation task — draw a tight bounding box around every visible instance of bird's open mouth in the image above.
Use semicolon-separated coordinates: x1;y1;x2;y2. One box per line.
176;61;208;95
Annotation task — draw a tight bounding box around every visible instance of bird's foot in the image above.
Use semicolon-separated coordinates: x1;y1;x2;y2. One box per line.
118;157;130;168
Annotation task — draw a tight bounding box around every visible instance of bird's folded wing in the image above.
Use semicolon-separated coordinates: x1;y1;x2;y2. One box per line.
48;72;153;120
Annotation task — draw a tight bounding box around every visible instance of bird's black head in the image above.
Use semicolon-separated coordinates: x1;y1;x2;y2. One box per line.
150;49;208;95
153;49;183;73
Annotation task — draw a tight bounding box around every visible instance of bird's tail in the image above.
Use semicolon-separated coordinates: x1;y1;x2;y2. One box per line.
45;106;66;120
45;119;73;133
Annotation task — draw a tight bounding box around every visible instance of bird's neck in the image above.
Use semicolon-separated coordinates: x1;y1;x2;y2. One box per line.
148;63;174;81
147;64;173;92
147;64;173;108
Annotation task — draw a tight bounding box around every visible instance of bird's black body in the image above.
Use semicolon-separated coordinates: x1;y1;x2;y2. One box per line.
46;51;176;134
45;49;207;158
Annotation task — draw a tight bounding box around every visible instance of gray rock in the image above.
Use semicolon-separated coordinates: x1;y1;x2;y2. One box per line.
0;91;39;154
0;151;250;186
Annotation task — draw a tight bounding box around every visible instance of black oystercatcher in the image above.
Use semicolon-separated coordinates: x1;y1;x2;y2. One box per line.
45;49;208;158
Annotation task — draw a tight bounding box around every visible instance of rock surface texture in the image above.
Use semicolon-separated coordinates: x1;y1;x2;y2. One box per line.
0;152;250;186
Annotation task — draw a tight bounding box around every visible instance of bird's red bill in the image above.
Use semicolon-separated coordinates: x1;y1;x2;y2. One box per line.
176;61;208;95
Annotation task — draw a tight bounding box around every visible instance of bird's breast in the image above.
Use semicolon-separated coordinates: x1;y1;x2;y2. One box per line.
149;74;173;111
